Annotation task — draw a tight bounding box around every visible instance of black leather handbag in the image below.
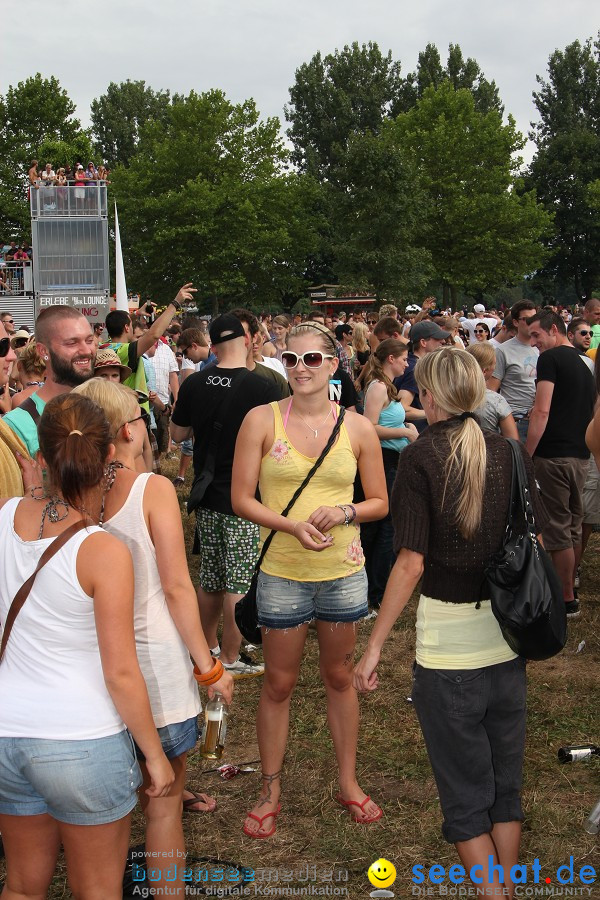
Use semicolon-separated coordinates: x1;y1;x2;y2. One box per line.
235;408;346;645
485;439;567;661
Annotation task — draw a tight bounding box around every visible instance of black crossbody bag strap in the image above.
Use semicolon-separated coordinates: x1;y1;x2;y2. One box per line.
256;406;346;568
187;369;250;515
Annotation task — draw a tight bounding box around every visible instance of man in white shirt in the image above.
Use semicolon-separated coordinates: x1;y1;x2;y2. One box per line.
151;338;179;454
460;303;501;344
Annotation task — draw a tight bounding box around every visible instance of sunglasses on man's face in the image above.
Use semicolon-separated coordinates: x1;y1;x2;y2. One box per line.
367;320;377;325
2;319;14;325
0;337;11;357
281;350;334;369
577;330;592;337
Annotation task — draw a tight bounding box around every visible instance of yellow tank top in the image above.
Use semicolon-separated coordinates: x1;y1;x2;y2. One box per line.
259;402;364;582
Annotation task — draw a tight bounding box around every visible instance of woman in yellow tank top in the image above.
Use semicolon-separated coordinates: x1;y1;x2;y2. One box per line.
232;322;388;837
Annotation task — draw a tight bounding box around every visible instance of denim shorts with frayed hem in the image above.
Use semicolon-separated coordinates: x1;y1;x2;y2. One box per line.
134;716;199;762
0;729;141;824
257;568;368;629
412;656;527;844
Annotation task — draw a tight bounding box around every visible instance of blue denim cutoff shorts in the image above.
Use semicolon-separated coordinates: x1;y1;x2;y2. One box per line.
134;716;199;762
0;729;142;825
257;568;368;629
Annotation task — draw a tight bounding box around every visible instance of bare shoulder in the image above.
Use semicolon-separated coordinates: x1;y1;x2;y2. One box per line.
242;403;277;429
343;408;377;439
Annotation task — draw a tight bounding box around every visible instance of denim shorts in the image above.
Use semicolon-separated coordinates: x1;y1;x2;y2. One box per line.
0;730;142;825
411;657;527;843
134;716;199;762
257;568;368;629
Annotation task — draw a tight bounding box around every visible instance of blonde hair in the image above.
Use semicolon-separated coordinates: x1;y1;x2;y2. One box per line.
361;338;407;402
73;377;139;437
288;321;337;353
378;303;398;319
466;342;496;372
17;341;46;378
414;348;487;540
272;315;291;330
352;321;370;353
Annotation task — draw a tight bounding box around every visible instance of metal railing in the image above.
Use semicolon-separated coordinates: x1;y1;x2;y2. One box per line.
30;183;108;219
0;261;33;295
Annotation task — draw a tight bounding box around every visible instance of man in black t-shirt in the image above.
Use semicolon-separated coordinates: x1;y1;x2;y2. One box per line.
526;310;595;618
171;314;279;677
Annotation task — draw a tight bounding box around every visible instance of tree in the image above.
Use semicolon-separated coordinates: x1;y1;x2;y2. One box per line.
330;130;432;300
110;90;320;311
91;80;181;168
390;83;551;304
285;41;403;179
395;43;503;115
527;36;600;299
0;74;91;237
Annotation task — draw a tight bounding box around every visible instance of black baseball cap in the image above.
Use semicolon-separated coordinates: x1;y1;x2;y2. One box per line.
209;314;245;346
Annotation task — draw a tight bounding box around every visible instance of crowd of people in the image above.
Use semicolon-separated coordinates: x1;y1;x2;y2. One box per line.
0;287;598;898
28;159;110;188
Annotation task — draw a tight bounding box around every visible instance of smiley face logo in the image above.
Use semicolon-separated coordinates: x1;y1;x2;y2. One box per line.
368;858;397;889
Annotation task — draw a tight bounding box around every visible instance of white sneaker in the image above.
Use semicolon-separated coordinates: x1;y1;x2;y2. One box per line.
363;609;378;621
222;656;265;679
210;645;221;657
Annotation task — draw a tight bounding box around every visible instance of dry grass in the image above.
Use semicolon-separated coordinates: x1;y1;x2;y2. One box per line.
2;458;598;898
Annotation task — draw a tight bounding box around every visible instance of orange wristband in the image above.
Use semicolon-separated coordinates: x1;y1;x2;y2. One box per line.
193;657;224;686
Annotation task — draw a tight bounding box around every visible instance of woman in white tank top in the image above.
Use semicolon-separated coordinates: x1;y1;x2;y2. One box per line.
0;394;174;899
74;378;233;899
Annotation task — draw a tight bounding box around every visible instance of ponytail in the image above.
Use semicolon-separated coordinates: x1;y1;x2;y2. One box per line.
38;394;112;509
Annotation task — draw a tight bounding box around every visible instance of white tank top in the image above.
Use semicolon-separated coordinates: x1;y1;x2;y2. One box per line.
0;498;125;739
103;474;201;728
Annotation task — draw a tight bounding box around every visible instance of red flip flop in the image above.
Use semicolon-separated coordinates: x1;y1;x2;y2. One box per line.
242;803;281;839
335;794;382;824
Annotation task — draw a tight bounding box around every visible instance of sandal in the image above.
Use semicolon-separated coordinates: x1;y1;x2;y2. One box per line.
242;803;281;839
173;476;185;488
182;790;217;814
335;793;382;824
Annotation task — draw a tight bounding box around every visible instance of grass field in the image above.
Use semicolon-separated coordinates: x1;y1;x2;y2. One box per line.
2;461;598;898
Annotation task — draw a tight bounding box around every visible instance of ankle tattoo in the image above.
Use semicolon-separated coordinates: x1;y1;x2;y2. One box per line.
258;770;282;806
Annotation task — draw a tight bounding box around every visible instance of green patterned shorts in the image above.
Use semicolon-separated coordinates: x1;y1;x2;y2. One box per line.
196;508;259;594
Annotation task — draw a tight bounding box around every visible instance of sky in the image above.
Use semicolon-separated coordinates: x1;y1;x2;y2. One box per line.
3;1;599;165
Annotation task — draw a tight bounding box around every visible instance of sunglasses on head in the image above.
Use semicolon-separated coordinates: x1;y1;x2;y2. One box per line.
281;350;334;369
0;337;10;357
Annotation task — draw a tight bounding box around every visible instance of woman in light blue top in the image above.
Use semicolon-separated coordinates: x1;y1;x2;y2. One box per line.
361;339;418;608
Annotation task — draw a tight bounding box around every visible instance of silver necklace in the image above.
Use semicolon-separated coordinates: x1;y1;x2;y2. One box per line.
293;405;333;439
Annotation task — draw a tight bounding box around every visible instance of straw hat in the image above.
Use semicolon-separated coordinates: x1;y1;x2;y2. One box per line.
94;348;132;381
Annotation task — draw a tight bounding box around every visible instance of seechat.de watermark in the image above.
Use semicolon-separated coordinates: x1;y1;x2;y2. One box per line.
410;855;596;896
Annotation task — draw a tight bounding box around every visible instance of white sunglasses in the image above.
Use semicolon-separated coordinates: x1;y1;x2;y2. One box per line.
281;350;334;369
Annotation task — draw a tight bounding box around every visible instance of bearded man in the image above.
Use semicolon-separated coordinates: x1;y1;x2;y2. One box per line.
3;306;96;457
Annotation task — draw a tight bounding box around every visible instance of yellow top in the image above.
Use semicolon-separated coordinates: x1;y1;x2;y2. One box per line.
416;594;516;669
259;402;364;582
0;419;27;499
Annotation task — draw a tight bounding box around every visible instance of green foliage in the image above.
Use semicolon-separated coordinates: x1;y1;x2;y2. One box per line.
0;74;90;238
395;43;503;115
330;130;433;300
91;80;181;168
528;36;600;299
110;90;320;311
286;41;403;178
390;83;551;302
